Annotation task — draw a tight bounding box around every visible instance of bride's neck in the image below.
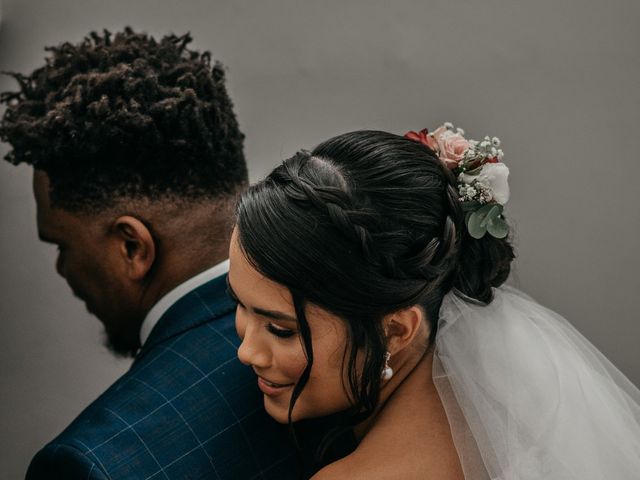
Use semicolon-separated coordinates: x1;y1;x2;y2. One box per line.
352;344;434;441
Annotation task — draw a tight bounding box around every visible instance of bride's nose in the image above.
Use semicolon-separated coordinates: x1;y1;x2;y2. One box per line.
237;319;271;369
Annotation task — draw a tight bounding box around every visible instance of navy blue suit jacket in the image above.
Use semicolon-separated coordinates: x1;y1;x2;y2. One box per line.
26;274;299;479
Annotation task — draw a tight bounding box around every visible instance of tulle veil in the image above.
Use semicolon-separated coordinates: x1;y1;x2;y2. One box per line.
433;285;640;479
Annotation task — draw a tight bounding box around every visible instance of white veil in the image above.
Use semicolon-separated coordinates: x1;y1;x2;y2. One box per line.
433;285;640;479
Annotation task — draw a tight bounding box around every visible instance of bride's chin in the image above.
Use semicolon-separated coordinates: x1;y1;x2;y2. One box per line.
263;397;293;424
264;396;318;424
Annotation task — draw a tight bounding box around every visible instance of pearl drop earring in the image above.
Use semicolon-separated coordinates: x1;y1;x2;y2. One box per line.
381;351;393;380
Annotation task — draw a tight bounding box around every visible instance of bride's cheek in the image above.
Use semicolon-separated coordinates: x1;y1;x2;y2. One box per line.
278;349;307;382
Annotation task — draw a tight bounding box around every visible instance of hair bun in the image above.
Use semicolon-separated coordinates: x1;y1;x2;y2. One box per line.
453;231;515;304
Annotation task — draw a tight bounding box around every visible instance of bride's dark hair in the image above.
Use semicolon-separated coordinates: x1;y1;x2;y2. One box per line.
235;130;514;465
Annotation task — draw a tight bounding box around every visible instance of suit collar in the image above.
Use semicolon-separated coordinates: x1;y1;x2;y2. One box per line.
140;260;230;345
135;273;236;362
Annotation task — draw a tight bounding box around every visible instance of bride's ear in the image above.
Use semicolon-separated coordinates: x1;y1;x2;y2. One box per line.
384;306;429;355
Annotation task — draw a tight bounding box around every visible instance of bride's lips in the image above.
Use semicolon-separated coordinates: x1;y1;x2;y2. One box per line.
256;375;294;397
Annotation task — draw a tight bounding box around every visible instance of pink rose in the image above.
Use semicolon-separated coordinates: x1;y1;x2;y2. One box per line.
430;126;470;169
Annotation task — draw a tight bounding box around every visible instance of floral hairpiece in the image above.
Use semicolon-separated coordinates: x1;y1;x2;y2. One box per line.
405;122;509;239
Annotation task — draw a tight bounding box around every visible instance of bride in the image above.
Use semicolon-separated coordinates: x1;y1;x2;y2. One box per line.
226;125;640;479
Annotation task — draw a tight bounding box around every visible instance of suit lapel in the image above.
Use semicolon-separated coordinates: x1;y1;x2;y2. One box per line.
134;273;236;363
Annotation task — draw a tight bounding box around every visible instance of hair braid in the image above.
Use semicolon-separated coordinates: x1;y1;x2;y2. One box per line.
276;151;381;267
273;149;468;295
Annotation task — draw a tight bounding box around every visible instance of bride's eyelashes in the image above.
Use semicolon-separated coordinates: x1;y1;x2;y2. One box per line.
266;323;296;339
227;285;297;338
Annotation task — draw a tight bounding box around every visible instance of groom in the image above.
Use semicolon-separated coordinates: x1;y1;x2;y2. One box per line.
1;29;297;479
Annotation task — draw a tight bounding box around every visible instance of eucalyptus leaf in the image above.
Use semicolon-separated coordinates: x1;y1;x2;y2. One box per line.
467;209;489;239
465;211;473;227
480;204;503;228
487;216;509;238
461;201;481;213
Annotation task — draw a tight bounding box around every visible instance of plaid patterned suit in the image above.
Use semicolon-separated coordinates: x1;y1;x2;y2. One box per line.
26;274;299;479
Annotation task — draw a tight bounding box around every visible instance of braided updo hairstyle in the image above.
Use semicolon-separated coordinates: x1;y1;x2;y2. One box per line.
235;130;514;463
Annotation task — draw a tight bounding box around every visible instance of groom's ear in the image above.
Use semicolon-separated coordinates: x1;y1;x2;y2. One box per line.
383;306;428;355
110;216;156;281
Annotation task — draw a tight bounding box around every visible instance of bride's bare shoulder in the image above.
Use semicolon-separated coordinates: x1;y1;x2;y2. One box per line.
311;442;463;480
311;451;421;480
312;402;463;480
310;453;370;480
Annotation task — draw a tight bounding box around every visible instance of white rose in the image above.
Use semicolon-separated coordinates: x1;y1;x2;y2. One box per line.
460;163;510;205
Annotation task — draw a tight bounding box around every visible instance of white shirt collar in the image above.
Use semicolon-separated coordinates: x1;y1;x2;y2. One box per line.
139;259;230;346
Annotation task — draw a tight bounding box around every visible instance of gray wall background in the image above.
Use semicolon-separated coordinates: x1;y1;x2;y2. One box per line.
1;0;638;477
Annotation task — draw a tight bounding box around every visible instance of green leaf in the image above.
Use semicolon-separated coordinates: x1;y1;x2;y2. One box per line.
487;215;509;238
467;203;506;239
461;201;481;212
467;208;489;239
480;204;503;228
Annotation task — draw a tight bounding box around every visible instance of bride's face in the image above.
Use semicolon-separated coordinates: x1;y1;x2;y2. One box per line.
228;230;354;423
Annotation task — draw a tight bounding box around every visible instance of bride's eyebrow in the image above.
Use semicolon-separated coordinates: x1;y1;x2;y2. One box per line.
253;307;298;324
226;277;297;323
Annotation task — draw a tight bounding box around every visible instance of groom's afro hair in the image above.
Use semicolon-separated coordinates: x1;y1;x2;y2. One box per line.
0;27;247;211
